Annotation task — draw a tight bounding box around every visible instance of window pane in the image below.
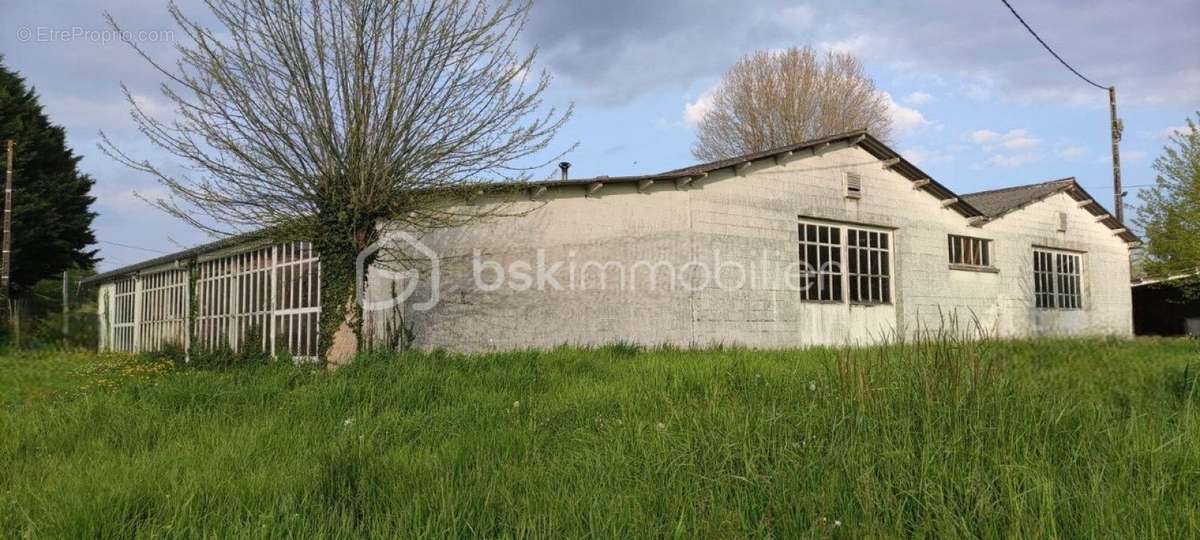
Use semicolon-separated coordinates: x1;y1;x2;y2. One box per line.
847;229;891;304
949;235;992;267
798;222;844;302
1034;249;1083;310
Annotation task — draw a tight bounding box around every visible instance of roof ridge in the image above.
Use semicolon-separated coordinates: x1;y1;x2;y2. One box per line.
961;177;1076;198
656;129;869;176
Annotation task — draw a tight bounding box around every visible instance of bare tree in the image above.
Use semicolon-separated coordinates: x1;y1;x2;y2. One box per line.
692;46;892;162
101;0;571;360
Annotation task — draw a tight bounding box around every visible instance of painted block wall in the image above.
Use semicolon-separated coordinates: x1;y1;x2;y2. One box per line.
364;182;699;351
366;142;1133;352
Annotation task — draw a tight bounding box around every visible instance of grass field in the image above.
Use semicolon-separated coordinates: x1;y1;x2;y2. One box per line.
2;337;1199;537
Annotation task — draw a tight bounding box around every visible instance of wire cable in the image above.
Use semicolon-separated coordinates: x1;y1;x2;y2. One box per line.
999;0;1108;90
99;240;170;255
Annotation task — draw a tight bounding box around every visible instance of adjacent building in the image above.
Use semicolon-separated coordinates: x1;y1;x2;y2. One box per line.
1132;274;1200;336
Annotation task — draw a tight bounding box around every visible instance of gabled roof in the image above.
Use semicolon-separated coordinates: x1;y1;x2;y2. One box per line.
92;130;974;285
961;178;1077;217
961;177;1139;243
98;130;1132;285
496;130;982;216
532;130;984;218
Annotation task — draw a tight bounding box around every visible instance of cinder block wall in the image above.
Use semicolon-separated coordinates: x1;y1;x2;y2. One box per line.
980;191;1133;337
366;143;1133;352
364;182;698;351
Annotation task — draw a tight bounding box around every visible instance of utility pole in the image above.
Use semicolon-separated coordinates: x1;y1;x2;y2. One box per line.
62;270;69;341
1108;86;1124;224
2;140;13;330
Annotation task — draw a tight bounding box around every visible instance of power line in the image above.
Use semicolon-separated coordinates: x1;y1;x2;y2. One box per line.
999;0;1108;91
99;240;170;255
1086;183;1153;190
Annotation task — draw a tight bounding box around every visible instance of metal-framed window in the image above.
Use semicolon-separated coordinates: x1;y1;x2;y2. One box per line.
272;242;321;359
189;241;321;360
100;241;323;361
112;277;137;352
138;269;188;351
1033;248;1083;309
948;234;992;268
847;228;891;305
798;223;843;302
798;220;892;305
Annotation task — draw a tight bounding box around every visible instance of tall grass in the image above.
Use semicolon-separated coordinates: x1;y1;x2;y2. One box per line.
1;337;1198;537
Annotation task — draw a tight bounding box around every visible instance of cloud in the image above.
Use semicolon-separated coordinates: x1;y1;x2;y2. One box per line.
1055;145;1088;160
971;128;1043;168
904;91;933;106
971;130;1000;144
999;129;1039;151
880;91;930;135
93;184;170;213
523;0;1199;107
986;153;1040;169
899;146;954;166
1123;150;1147;163
778;5;814;26
819;35;875;56
1158;125;1191;140
682;89;716;128
970;128;1040;151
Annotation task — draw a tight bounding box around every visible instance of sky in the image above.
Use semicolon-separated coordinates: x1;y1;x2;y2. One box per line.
1;0;1197;272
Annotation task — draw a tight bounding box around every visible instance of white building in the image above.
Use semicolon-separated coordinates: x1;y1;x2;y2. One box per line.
83;131;1137;359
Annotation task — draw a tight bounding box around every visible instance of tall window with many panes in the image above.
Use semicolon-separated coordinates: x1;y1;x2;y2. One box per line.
798;220;892;305
797;222;843;302
1033;248;1083;309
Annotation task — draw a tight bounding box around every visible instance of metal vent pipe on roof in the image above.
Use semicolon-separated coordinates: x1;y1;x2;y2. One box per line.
559;162;570;181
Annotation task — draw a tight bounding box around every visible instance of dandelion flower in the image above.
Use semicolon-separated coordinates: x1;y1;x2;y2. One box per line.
343;418;354;427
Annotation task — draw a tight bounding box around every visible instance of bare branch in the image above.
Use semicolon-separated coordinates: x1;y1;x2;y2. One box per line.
692;46;892;162
101;0;573;240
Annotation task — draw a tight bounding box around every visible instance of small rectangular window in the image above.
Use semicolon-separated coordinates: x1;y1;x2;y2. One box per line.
1033;248;1083;309
798;222;843;302
948;234;992;268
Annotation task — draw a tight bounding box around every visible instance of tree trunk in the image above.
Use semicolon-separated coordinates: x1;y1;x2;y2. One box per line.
314;218;375;367
325;297;358;367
